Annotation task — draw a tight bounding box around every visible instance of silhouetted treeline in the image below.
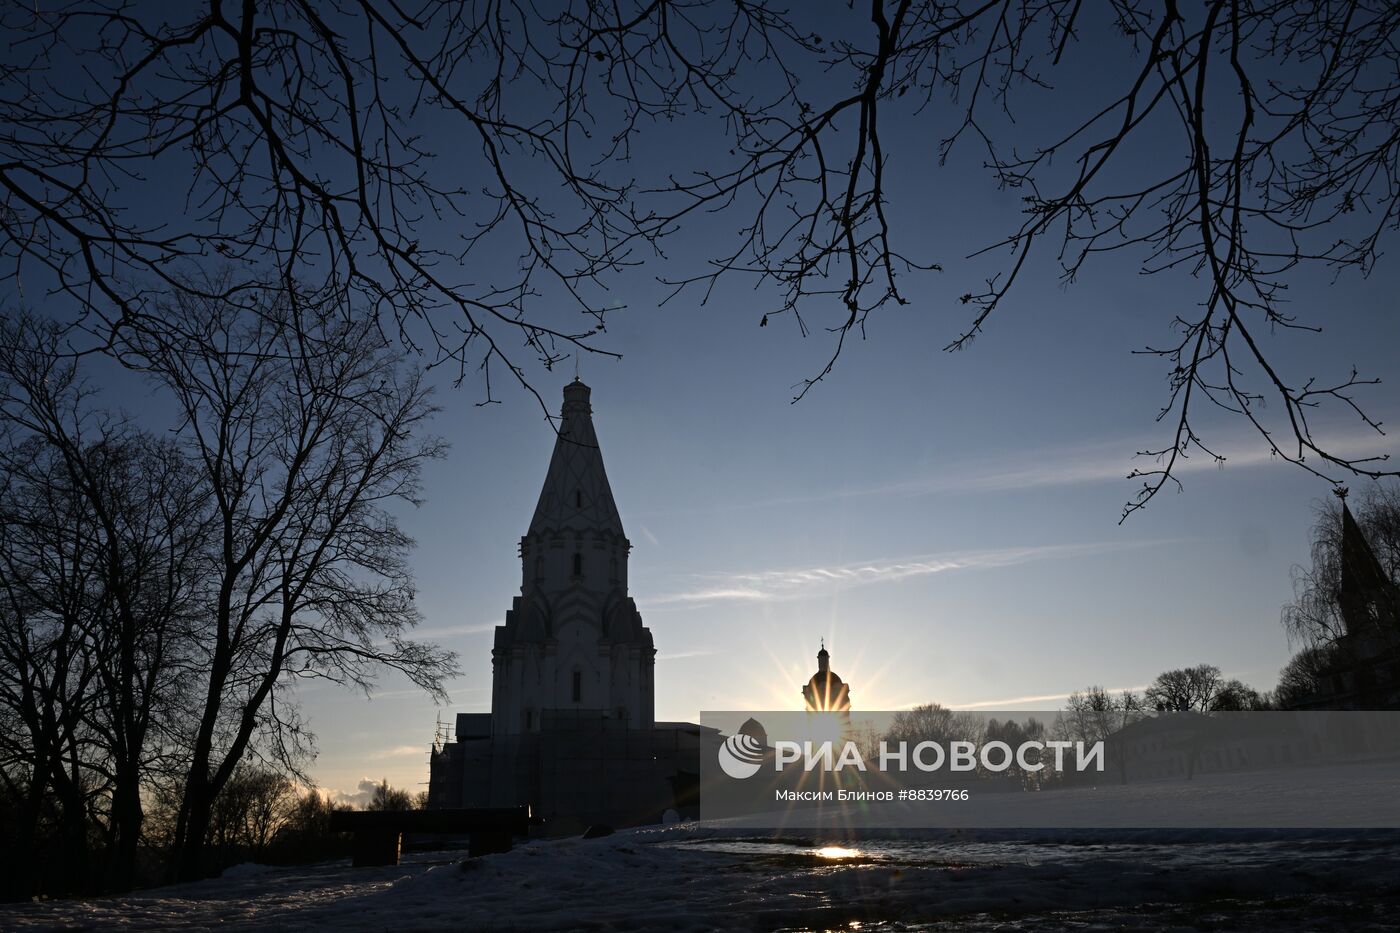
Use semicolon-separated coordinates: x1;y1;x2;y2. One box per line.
886;662;1281;792
0;293;456;899
0;768;436;899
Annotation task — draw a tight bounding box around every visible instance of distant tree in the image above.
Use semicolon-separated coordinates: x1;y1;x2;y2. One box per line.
848;719;886;767
1145;665;1224;713
1210;679;1273;712
1063;686;1146;737
285;790;335;838
982;717;1048;789
208;767;297;859
1059;686;1146;785
883;704;983;751
4;2;1398;513
1275;644;1342;710
264;789;344;865
366;780;414;813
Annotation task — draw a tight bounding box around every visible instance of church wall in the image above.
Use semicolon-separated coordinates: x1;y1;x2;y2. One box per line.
520;533;629;596
532;714;696;830
457;739;493;807
428;381;678;822
487;733;542;809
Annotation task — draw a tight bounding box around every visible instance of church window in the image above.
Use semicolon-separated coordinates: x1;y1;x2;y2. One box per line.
572;552;582;577
572;670;582;703
524;709;534;731
575;489;582;508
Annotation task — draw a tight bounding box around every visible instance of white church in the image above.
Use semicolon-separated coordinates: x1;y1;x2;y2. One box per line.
427;379;707;828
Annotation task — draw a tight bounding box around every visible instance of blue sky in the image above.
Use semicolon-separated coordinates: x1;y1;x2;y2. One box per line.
297;8;1400;797
304;212;1400;800
6;2;1397;805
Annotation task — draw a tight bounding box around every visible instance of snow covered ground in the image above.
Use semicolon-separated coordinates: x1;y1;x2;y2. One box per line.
3;825;1399;931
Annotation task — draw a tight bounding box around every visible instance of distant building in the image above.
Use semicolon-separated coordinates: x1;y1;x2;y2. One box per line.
802;641;851;712
1291;491;1400;710
428;380;706;829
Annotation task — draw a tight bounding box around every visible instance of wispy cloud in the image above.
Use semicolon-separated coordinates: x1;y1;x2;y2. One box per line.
414;621;496;639
899;428;1393;497
638;524;661;548
368;744;427;761
952;684;1152;710
643;540;1158;607
656;648;716;661
640;423;1394;517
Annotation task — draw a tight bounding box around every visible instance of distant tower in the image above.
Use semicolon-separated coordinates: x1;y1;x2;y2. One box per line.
802;640;852;712
490;379;656;734
1336;487;1400;641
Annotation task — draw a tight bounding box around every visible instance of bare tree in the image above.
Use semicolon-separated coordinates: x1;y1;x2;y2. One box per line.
365;778;414;812
1062;685;1146;739
2;2;1396;514
1210;678;1272;711
883;702;983;748
1059;685;1145;784
208;767;297;859
1145;664;1224;712
983;716;1048;788
0;0;632;413
113;286;457;879
0;314;210;891
1275;643;1339;708
0;431;106;892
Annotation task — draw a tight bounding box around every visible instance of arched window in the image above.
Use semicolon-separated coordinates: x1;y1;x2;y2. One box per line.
575;489;582;508
572;670;582;703
572;552;582;577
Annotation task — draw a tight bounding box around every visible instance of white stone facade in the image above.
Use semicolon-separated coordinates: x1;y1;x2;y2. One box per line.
429;381;699;825
490;379;656;735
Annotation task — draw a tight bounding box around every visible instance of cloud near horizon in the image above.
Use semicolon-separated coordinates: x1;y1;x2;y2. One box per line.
369;744;428;761
951;684;1153;709
413;621;497;639
325;778;381;809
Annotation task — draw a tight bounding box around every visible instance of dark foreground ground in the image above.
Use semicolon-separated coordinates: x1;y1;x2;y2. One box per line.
2;826;1398;931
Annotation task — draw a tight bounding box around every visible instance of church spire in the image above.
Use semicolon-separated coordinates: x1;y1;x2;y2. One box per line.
1337;490;1400;638
527;379;626;539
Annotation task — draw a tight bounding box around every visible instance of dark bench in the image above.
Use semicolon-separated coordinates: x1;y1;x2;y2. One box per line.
328;806;534;866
